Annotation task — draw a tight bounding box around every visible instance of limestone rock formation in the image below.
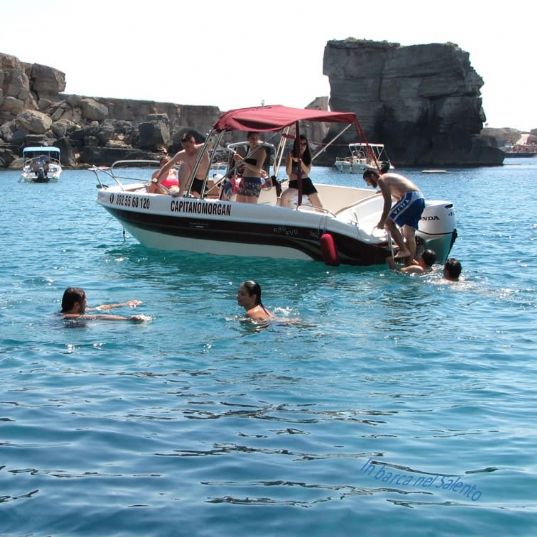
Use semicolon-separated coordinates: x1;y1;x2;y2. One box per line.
16;109;52;134
0;52;220;167
0;53;37;122
323;39;504;166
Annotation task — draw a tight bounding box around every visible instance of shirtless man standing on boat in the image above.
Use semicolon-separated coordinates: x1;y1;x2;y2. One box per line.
154;133;209;198
363;168;425;261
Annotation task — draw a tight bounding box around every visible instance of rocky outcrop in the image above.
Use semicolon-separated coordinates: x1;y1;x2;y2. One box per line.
481;127;521;148
482;128;537;148
0;52;220;167
303;96;330;150
323;39;504;166
0;53;37;122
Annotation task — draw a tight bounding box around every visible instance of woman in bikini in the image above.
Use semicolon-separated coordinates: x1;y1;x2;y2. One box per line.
281;135;322;209
233;132;267;204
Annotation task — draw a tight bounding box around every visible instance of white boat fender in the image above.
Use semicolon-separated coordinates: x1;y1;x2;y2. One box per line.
320;233;340;266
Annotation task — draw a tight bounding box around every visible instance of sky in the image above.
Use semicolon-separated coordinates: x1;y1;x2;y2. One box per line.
1;0;535;131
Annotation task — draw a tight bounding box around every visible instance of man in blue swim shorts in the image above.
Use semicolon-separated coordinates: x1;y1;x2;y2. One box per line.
363;168;425;261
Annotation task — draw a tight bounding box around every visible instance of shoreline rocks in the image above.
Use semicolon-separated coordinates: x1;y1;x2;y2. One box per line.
0;52;220;168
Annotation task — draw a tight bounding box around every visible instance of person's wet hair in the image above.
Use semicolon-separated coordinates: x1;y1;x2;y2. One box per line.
241;280;263;306
421;249;437;267
240;280;270;315
444;258;462;279
61;287;86;313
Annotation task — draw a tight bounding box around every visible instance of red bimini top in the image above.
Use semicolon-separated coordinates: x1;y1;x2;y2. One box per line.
213;105;359;133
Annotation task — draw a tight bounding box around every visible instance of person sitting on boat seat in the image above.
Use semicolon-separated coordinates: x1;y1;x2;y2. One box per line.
443;258;462;282
148;155;177;194
363;167;425;261
61;287;147;322
232;132;267;204
387;248;436;274
280;135;322;210
153;133;210;198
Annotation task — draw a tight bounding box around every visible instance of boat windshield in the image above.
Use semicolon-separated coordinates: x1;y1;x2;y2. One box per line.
23;147;61;161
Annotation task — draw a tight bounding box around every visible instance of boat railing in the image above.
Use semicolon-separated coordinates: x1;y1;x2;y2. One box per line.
23;156;62;166
296;204;336;217
90;159;161;190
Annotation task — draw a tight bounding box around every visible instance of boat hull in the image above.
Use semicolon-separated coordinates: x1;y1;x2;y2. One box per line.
99;189;388;265
20;165;62;183
97;186;456;266
334;160;369;174
503;152;537;158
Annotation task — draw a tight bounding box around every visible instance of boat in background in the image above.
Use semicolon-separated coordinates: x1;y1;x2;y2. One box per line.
20;146;62;182
502;144;537;158
334;143;391;174
93;105;457;266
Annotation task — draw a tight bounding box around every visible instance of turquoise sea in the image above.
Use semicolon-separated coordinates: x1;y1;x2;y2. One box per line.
1;158;536;536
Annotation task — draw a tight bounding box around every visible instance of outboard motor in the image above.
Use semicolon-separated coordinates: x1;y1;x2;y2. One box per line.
35;166;48;182
417;201;457;263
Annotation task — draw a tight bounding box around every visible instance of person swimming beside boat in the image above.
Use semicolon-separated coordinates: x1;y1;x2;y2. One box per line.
443;258;462;281
387;249;436;274
60;287;147;322
232;132;267;204
237;280;272;322
363;168;425;262
153;133;209;198
281;135;322;210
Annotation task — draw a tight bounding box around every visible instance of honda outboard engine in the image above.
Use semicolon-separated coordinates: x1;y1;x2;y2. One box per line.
417;201;457;263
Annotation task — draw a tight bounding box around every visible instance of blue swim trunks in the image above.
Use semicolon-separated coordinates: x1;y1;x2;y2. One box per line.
389;191;425;229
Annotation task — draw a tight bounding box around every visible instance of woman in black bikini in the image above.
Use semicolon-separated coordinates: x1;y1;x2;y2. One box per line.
281;135;322;209
233;132;267;204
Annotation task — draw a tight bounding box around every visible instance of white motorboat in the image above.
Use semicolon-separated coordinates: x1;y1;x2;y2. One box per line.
335;143;391;174
93;105;457;266
20;146;62;182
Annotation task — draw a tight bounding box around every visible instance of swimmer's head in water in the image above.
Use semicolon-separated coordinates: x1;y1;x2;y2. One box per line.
61;287;86;313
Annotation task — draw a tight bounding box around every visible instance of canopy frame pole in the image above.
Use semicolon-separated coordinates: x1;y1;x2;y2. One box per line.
201;130;225;199
186;129;219;198
311;123;352;162
294;121;303;208
273;127;290;177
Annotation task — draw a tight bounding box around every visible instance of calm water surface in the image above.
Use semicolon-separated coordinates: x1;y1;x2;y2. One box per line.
1;158;536;536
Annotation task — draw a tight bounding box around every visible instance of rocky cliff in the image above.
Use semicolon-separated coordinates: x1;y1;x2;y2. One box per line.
323;39;504;166
0;45;517;169
0;52;220;167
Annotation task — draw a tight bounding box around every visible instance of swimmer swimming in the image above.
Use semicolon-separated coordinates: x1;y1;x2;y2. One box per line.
60;287;147;322
236;281;272;322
